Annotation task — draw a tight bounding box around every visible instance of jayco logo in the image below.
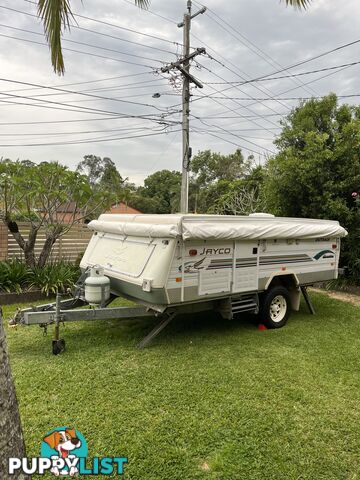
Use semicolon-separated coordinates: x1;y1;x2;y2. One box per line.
8;426;127;476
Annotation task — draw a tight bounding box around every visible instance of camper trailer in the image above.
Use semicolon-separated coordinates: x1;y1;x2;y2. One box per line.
80;213;347;324
10;213;347;353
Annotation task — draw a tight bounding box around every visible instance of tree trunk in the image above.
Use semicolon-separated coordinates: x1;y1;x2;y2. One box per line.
37;235;57;268
5;220;38;268
23;248;36;269
0;310;30;480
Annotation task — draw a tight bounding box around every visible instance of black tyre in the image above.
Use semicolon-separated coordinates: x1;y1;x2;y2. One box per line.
260;286;291;329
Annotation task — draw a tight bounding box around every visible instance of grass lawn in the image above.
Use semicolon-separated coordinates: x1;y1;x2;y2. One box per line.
4;292;360;480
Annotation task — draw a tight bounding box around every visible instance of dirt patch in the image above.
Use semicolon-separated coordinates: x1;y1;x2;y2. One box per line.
310;288;360;307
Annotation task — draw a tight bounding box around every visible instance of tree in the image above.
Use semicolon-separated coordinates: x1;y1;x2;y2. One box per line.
189;149;253;213
265;94;360;280
0;313;30;480
139;170;181;213
0;159;108;267
190;149;250;187
76;155;123;190
76;155;125;216
210;166;268;215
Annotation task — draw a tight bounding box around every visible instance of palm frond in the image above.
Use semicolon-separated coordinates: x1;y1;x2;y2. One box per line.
135;0;150;7
38;0;74;75
38;0;150;75
283;0;312;9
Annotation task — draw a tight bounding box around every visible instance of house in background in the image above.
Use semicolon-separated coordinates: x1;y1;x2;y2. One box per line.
106;202;142;215
38;202;83;224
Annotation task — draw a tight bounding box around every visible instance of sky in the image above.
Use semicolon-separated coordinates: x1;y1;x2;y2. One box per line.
0;0;359;185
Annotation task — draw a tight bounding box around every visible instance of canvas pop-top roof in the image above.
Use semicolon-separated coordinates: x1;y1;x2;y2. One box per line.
88;213;347;241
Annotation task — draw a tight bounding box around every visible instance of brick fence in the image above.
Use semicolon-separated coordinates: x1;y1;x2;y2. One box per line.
0;223;93;263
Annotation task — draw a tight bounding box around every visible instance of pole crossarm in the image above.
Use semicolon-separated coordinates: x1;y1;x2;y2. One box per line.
160;47;206;75
178;6;207;27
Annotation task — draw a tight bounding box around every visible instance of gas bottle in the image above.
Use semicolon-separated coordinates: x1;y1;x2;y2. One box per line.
84;266;110;305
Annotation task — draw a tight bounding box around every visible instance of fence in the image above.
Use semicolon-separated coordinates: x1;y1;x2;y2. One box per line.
0;223;92;263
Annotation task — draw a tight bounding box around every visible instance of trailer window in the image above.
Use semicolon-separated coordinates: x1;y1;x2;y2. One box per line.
87;235;155;278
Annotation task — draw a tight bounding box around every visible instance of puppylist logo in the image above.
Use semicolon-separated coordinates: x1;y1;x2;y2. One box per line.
8;427;128;477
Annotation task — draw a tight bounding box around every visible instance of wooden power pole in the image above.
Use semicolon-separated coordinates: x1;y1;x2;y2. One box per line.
161;1;206;213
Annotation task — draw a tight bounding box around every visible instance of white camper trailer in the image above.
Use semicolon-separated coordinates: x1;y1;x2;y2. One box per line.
81;213;347;320
11;213;347;353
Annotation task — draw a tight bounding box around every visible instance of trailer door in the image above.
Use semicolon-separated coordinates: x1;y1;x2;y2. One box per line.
233;241;259;292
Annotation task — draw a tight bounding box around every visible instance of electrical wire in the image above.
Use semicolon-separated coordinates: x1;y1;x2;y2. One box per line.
193;128;270;158
190;93;360;101
0;23;168;64
121;0;177;24
0;72;156;95
0;5;178;55
0;124;168;136
193;0;320;97
191;116;276;155
0;77;174;113
0;32;158;69
0;115;178;126
0;127;181;147
21;0;183;47
204;60;360;85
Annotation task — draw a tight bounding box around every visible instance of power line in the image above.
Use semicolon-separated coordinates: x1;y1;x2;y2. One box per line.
195;59;288;125
191;116;276;155
0;77;174;113
21;0;184;47
0;72;156;95
0;23;168;64
199;38;360;98
193;128;270;158
0;93;181;124
0;127;181;147
0;5;178;55
204;60;360;84
0;33;158;69
190;93;360;101
0;82;172;105
185;60;357;120
198;113;285;120
0;124;167;136
121;0;177;24
193;0;321;97
0;115;178;126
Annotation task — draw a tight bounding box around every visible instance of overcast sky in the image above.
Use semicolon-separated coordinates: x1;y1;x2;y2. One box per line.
0;0;359;184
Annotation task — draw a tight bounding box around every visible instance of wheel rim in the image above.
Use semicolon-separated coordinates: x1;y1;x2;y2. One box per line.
269;295;287;322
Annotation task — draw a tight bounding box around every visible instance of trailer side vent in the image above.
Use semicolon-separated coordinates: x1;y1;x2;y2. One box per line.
142;279;153;292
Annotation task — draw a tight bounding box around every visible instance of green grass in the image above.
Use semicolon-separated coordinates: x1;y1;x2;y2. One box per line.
4;293;360;480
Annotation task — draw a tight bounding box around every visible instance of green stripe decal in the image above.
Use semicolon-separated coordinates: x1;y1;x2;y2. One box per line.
313;250;334;260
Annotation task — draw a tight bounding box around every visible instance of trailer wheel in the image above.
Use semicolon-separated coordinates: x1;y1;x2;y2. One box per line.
260;286;291;329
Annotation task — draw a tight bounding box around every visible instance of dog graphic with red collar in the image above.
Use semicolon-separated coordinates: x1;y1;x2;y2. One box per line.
43;428;81;476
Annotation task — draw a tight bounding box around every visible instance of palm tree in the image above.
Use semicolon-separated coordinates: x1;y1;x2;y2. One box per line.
37;0;150;75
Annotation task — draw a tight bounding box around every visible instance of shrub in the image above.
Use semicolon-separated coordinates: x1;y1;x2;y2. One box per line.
0;259;29;293
28;261;80;295
0;259;80;295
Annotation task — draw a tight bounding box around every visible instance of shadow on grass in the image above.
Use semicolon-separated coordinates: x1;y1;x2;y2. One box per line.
8;309;261;358
7;293;330;359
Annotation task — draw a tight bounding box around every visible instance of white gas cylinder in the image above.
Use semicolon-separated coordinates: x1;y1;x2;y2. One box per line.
84;266;110;305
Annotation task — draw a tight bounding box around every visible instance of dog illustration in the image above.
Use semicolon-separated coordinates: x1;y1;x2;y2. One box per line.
43;428;81;476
